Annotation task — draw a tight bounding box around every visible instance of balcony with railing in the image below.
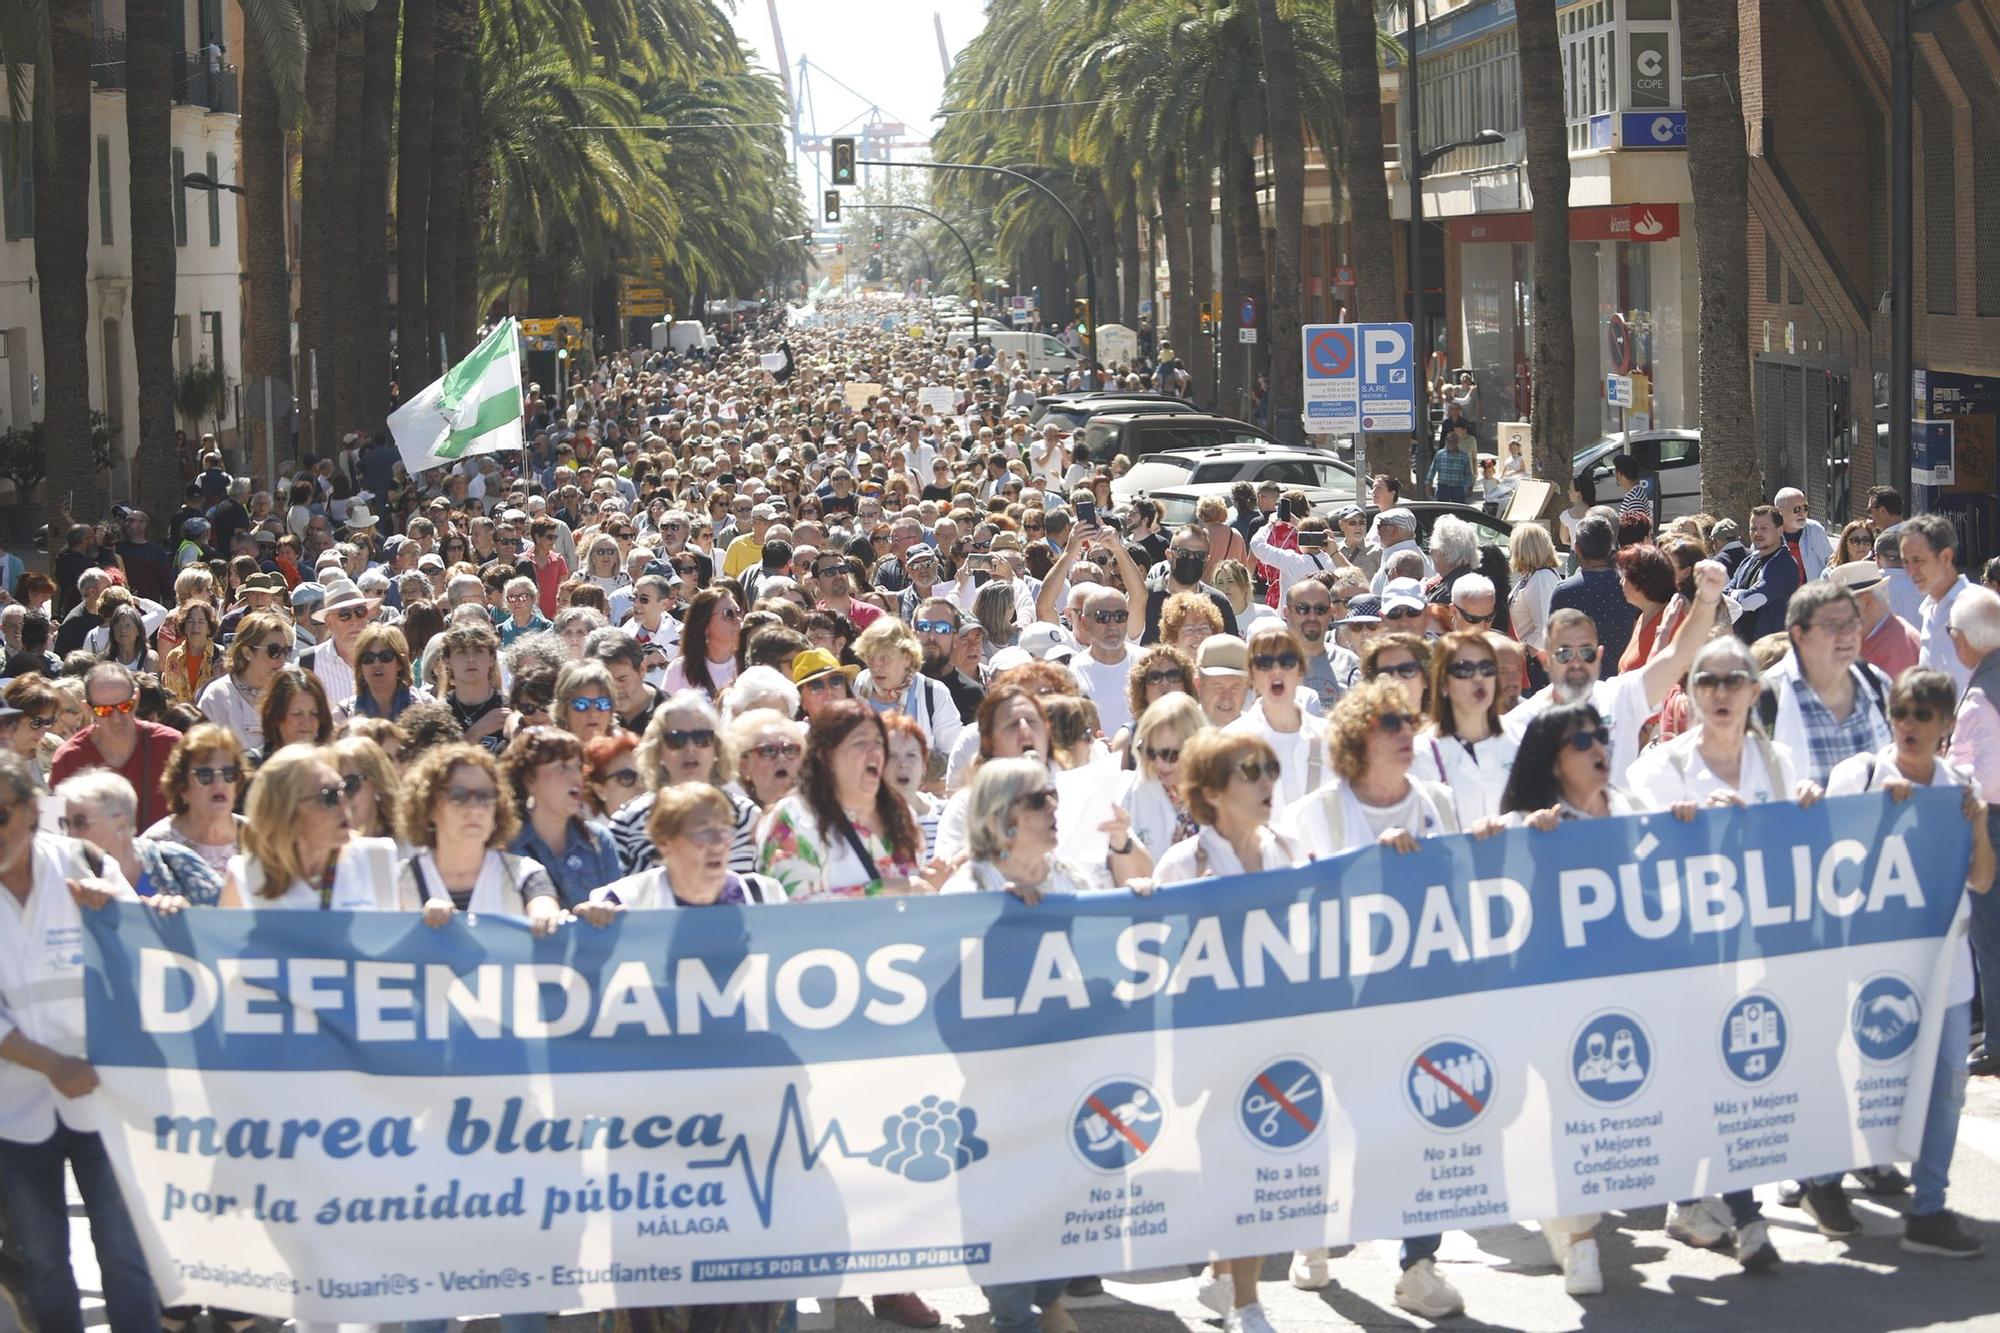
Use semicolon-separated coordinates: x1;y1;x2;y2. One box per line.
174;53;240;113
91;29;128;89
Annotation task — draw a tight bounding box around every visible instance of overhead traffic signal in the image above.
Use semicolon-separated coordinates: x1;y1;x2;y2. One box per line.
823;190;841;223
830;137;856;185
1199;301;1216;336
873;221;885;243
1072;297;1091;328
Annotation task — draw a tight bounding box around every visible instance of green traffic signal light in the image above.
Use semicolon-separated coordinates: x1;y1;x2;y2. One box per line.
831;138;856;186
823;190;841;224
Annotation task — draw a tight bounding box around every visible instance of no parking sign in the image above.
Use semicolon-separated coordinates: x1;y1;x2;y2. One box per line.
1300;322;1416;435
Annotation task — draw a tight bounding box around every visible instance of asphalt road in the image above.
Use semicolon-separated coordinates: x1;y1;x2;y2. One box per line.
44;1079;2000;1333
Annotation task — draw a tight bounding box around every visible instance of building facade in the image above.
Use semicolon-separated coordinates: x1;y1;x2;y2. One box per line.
0;0;244;504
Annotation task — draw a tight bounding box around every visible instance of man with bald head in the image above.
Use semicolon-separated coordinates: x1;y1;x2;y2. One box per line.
1069;586;1136;735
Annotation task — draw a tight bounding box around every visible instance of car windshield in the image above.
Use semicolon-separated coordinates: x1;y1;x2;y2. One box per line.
1118;459;1197;492
1155;496;1201;526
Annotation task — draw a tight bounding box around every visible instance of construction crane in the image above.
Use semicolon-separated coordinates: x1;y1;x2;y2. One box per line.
764;1;933;193
934;12;951;77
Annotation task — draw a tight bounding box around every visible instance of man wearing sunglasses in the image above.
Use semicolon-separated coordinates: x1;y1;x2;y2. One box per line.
1069;588;1138;736
1503;560;1728;786
916;599;983;723
49;664;183;830
299;577;381;715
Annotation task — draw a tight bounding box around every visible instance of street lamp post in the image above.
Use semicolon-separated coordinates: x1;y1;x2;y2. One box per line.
179;170;245;196
858;159;1081;361
847;202;983;342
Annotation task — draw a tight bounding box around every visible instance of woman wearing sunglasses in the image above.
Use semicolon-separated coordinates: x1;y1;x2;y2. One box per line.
553;661;619;744
143;724;249;874
609;691;753;874
1152;728;1300;1333
218;743;405;911
1224;626;1327;807
583;732;646;819
394;742;605;934
159;601;221;705
1361;633;1432;719
1413;631;1518;826
941;756;1157;907
3;678;60;786
1495;701;1655;1296
502;727;622;907
582;533;634;622
252;666;333;765
57;768;222;905
665;586;744;699
340;624;424;724
854;617;962;761
1117;693;1207;853
198;610;294;751
727;707;807;822
1115;644;1195;759
329;735;401;841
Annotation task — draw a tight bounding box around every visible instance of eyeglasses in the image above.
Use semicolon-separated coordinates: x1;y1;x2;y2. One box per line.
89;697;136;718
1142;669;1185;688
569;697;616;713
599;767;643;789
338;772;365;799
1447;659;1499;680
358;649;401;667
190;765;243;786
671;562;698;575
1377;712;1423;734
1144;744;1182;764
1252;652;1303;671
814;566;849;579
255;641;288;660
1232;758;1283;783
1291;601;1332;616
1565;728;1614;753
1809;617;1863;637
1552;644;1601;665
24;715;54;731
1090;609;1130;625
1373;661;1424;680
803;676;849;695
1692;669;1754;691
330;606;369;623
307;784;346;810
749;741;803;761
1456;610;1495;625
1383;607;1425;622
1891;704;1939;723
445;785;499;807
663;728;717;750
914;619;957;635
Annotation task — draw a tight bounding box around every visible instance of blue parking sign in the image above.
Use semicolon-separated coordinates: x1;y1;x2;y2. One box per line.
1301;322;1416;436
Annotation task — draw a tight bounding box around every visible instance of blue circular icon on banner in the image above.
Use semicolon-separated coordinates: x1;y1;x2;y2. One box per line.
1239;1057;1325;1151
1569;1010;1655;1106
1851;974;1923;1063
1720;992;1788;1085
1071;1077;1163;1172
1405;1037;1494;1132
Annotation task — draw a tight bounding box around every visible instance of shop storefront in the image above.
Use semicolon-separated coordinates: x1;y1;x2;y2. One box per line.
1448;203;1697;448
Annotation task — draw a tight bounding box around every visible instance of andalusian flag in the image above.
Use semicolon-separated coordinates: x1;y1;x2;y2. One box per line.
390;318;526;474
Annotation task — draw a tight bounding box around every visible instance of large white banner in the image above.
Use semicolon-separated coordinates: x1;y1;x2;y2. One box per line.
84;792;1968;1323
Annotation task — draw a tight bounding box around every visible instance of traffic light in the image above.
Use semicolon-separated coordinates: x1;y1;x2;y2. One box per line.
823;190;841;224
1072;297;1091;328
830;137;856;185
872;221;885;244
1199;301;1215;336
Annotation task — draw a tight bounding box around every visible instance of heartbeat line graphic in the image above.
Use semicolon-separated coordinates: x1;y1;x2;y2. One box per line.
689;1083;867;1227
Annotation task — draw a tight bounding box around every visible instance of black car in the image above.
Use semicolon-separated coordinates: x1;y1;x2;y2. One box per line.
1081;412;1278;462
1029;393;1202;432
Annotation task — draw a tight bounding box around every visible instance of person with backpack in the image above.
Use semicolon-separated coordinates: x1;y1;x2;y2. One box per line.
1756;579;1893;786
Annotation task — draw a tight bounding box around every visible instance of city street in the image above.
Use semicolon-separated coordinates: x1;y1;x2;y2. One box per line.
53;1079;2000;1332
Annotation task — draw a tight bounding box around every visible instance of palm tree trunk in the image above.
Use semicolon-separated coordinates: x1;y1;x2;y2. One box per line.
1681;0;1759;514
1334;0;1406;486
425;0;478;371
351;0;398;433
1186;157;1216;408
1118;173;1141;340
240;19;290;484
453;109;485;354
1217;150;1244;416
124;0;179;523
1255;0;1306;444
1159;155;1195;388
35;0;98;523
327;17;364;444
1230;144;1270;425
1516;0;1574;489
298;20;338;457
395;0;437;387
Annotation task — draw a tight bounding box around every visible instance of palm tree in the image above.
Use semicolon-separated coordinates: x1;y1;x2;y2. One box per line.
327;16;365;442
34;0;97;522
1255;0;1306;443
394;0;436;385
425;0;478;367
237;1;310;482
125;0;179;522
1333;0;1402;483
350;0;398;433
1681;0;1758;515
1516;0;1573;488
297;12;340;456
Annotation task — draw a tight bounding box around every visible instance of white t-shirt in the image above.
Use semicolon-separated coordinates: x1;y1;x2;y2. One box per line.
1503;672;1654;787
1826;746;1977;1008
1626;730;1796;810
1225;700;1327;807
1412;729;1518;826
1071;650;1135;737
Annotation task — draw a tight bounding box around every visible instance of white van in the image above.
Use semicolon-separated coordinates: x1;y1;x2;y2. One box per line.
943;328;1078;374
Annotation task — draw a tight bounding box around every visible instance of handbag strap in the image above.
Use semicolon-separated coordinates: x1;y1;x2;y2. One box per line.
836;816;882;884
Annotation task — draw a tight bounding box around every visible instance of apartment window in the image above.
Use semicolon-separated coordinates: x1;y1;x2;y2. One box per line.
205;151;220;245
172;147;187;246
1764;232;1781;304
1;121;30;241
97;135;113;244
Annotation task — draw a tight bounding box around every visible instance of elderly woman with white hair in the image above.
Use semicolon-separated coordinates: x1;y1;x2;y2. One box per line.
54;769;223;905
1118;693;1208;852
610;690;757;875
725;707;806;851
941;757;1154;901
1426;513;1483;606
721;664;801;722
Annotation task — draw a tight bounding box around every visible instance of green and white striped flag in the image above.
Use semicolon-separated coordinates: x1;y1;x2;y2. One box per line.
389;318;526;474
